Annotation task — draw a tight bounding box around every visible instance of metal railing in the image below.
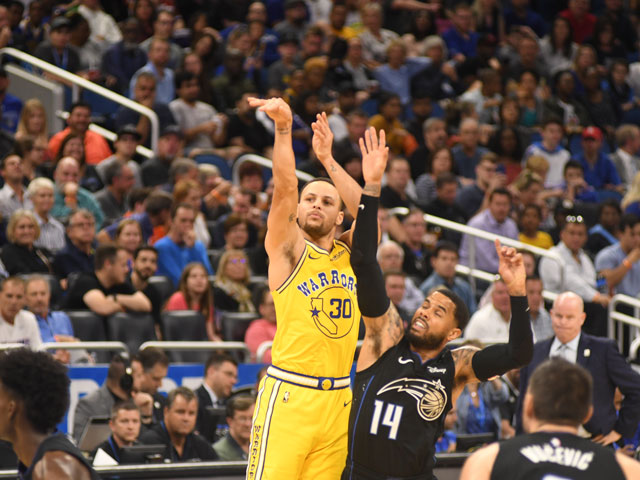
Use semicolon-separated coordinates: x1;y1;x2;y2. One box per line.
0;343;29;351
608;294;640;355
233;153;314;183
139;341;251;362
256;341;273;363
0;47;160;152
40;341;129;355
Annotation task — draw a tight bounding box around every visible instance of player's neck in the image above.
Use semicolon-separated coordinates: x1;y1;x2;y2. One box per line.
13;427;48;468
532;422;579;435
302;231;335;252
409;345;442;363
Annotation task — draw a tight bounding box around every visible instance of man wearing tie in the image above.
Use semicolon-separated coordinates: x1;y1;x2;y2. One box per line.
516;291;640;446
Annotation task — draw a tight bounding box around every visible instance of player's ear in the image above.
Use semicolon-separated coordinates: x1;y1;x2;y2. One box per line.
583;405;594;424
335;210;344;226
447;327;462;342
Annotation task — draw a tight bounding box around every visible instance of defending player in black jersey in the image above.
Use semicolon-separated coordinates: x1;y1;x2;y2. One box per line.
342;127;533;479
461;358;640;479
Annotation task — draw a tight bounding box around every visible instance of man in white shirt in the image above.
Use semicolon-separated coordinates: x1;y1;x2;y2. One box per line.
77;0;121;50
0;277;42;349
464;279;511;342
610;124;640;186
523;117;571;188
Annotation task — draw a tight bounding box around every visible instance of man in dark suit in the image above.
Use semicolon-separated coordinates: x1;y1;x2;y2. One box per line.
517;291;640;445
195;353;238;442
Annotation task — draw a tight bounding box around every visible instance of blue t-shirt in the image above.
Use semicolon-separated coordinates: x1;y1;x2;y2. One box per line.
154;236;214;286
576;152;621;189
1;93;22;134
35;312;74;343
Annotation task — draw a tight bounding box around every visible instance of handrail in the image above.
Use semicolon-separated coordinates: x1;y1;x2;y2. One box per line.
233;153;315;183
40;341;129;354
0;343;29;350
0;47;160;151
256;341;273;363
608;294;640;354
139;341;251;361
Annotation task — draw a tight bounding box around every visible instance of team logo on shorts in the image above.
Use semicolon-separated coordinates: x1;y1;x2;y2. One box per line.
377;377;448;421
309;286;356;339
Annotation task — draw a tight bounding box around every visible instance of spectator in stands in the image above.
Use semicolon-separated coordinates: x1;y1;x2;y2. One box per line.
399;210;432;280
140;125;184;187
211;48;257;113
213;250;255;313
369;93;416;156
267;32;299;91
464;278;511;342
359;3;398;63
274;0;308;41
28;178;65;254
244;286;276;362
420;241;476;313
560;0;596;43
139;7;182;68
384;270;413;323
195;353;238;442
561;160;599;205
96;124;142;187
415;147;456;208
595;214;640;297
377;239;424;312
526;275;553;341
15;98;48;144
518;204;553;249
15;136;49;183
576;126;623;196
140;387;217;462
164;158;199;193
115;219;143;264
33;16;82;73
610;125;640;186
213;395;255;461
53;209;97;280
155;203;213;286
539;16;578;76
211;189;262;248
0;277;42;348
77;0;121;51
452;118;490;180
504;0;547;38
131;347;169;424
47;102;112;166
460;187;519;273
408;117;449;180
19;0;46;53
586;199;621;255
0;66;22;135
170;71;227;156
540;214;610;306
128;245;161;329
214;215;250;267
456;152;503;218
130;38;175;105
165;262;219;341
459;69;503;121
1;210;52;276
64;244;151;315
542;70;589;135
99;191;173;245
523;116;570;188
443;3;478;62
380;157;417;210
332;110;368;164
0;154;31;219
92;401;141;466
94;163;136;227
226;92;273;156
101;17;147;95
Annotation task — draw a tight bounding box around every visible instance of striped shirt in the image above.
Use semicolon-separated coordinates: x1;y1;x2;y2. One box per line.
34;213;66;254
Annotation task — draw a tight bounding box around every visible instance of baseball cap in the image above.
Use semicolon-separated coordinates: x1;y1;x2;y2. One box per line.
116;124;142;141
582;126;603;141
50;16;71;32
160;125;184;138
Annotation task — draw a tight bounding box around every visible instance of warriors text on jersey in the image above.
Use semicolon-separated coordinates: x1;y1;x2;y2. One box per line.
343;336;455;479
491;431;626;480
271;238;360;378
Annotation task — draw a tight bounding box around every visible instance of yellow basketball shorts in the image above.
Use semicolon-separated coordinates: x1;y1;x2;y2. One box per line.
247;374;352;479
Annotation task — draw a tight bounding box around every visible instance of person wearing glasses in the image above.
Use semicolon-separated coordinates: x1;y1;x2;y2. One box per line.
53;209;97;281
213;395;255;461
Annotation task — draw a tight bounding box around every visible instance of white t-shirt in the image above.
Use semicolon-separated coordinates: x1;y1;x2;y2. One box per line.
0;310;43;349
464;303;510;343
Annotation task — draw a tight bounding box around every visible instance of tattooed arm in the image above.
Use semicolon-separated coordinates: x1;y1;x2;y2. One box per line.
250;97;306;290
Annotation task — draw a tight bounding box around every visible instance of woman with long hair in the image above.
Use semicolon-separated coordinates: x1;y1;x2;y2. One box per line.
472;0;504;41
115;219;143;265
401;10;437;57
132;0;154;42
415;147;457;207
489;126;523;184
213;249;256;313
539;16;577;76
15;98;48;144
165;262;220;341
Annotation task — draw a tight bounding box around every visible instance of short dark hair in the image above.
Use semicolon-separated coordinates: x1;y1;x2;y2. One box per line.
145;191;173;216
111;399;140;420
166;386;196;409
299;177;344;209
528;358;592;426
542;116;563;129
238;162;263;180
521;203;542;220
488;187;512;203
433;240;459;258
104;161;125;186
0;349;69;434
170;202;197;220
205;352;237;372
435;172;457;190
383;269;406;280
174;70;196;91
225;394;256;419
598;198;622;218
563;160;583;175
136;346;169;371
435;288;469;330
223;214;248;235
620;213;639;232
128;187;152;210
134;245;158;260
95;244;122;270
107;354;128;382
69;101;91;114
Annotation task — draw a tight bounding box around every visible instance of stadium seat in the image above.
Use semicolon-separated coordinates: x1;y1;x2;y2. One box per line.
220;312;259;342
107;312;156;355
65;310;109;362
148;275;175;305
160;311;209;363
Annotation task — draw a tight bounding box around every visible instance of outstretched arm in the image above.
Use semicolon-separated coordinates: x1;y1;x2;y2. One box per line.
351;128;404;371
312;112;363;219
249;97;305;290
453;240;532;389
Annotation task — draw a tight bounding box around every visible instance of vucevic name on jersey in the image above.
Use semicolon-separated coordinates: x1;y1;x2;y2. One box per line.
343;337;455;479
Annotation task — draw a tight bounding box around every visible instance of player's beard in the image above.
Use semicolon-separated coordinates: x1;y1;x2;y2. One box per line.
301;216;332;238
407;329;447;351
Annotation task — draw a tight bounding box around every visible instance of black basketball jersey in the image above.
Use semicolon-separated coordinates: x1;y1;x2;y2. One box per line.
491;431;626;480
342;336;455;480
18;433;99;480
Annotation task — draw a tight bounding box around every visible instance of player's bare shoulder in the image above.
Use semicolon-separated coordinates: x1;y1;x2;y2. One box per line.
451;345;480;385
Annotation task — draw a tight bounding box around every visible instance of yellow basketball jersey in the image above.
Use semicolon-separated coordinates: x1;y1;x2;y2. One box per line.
271;239;360;378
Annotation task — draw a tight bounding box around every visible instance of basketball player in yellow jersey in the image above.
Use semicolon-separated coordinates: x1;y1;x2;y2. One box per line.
245;97;369;479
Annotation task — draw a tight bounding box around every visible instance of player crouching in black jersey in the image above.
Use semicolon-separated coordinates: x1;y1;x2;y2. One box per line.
342;127;533;480
461;358;640;479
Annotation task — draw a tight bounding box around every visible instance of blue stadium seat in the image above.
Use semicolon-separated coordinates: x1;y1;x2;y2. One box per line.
194;154;232;180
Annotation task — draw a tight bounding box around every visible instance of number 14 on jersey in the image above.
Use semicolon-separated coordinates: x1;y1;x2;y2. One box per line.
370;400;404;440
